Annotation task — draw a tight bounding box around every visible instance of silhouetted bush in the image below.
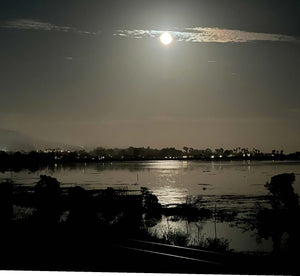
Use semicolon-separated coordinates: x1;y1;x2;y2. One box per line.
68;186;97;224
141;187;161;213
34;175;61;223
141;187;162;227
203;237;230;252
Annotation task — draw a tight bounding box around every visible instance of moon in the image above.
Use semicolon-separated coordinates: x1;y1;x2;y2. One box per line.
160;32;173;45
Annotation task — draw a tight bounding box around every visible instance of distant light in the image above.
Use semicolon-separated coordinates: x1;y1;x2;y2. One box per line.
211;155;215;159
219;155;222;158
183;156;187;159
160;32;173;45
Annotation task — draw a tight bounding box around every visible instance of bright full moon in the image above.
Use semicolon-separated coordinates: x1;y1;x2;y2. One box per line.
160;32;173;45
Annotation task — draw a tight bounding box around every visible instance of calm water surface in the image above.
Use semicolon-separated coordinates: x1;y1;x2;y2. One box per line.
2;160;299;204
1;160;299;253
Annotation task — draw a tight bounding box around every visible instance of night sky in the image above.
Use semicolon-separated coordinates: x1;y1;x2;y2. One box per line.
1;0;299;152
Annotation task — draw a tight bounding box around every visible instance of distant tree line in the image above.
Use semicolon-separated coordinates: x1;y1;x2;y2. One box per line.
0;146;299;171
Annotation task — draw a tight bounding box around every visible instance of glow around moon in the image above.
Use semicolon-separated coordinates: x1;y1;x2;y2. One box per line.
160;32;173;45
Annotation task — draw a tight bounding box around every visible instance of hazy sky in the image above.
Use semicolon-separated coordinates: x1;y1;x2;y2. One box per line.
1;0;299;152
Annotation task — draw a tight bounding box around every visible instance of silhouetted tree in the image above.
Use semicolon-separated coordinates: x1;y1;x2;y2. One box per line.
204;148;212;158
265;173;298;210
249;173;300;255
183;147;189;154
215;148;224;157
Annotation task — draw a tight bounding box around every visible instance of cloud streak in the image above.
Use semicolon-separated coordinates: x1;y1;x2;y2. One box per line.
115;27;299;43
4;21;297;43
3;19;97;35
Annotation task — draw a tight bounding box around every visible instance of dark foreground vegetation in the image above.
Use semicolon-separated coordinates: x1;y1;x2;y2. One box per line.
0;173;299;274
1;146;299;171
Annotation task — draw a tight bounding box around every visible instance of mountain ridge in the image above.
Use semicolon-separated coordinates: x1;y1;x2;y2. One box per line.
0;129;82;152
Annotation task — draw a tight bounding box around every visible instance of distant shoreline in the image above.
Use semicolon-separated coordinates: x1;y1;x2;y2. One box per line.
1;155;300;172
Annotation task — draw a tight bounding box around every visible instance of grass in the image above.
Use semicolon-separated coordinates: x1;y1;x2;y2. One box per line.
143;227;231;252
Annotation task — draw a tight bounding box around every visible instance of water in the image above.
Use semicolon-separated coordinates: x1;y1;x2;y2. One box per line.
1;160;299;253
2;160;299;204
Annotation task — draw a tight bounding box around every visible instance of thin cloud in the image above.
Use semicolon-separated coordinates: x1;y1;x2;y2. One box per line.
3;19;97;35
115;27;299;43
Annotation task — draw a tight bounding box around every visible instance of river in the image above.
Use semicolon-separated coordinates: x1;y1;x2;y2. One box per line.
1;160;299;253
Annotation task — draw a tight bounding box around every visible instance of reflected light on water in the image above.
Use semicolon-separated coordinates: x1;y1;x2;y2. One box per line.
146;160;189;170
182;160;188;169
148;161;190;205
153;186;188;205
